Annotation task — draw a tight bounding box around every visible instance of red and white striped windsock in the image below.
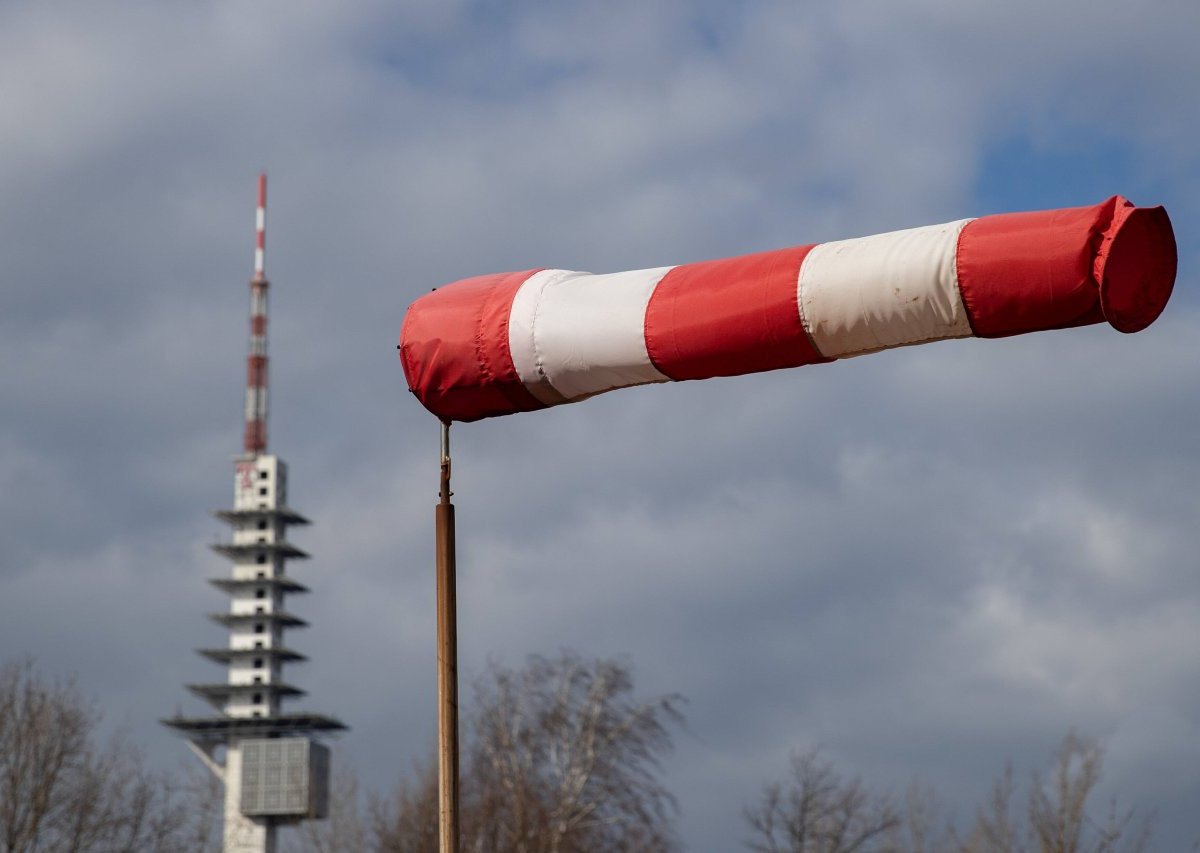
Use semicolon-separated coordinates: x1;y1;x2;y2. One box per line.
400;196;1176;423
244;173;269;454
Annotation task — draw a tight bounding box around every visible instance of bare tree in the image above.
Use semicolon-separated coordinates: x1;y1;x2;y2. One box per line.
0;659;93;852
1028;732;1151;853
369;758;439;853
0;658;221;853
746;733;1152;853
468;652;684;852
958;763;1024;853
364;651;684;853
888;781;953;853
744;749;901;853
958;732;1152;853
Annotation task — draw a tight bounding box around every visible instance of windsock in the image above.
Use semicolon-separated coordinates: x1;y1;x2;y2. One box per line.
400;196;1175;423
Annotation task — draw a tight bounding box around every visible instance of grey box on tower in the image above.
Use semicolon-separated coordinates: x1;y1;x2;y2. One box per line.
239;737;330;819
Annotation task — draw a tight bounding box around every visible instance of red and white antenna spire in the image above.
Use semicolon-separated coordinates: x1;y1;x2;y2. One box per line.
244;173;269;455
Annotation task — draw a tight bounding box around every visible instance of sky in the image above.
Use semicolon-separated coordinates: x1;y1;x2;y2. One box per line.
1;1;1197;849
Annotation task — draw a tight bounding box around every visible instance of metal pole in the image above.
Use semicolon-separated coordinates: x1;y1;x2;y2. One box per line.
436;421;460;853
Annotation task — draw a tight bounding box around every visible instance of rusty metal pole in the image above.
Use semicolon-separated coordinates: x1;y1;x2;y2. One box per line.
436;421;460;853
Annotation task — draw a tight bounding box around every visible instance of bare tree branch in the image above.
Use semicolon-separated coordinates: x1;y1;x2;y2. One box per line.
0;658;221;853
744;749;900;853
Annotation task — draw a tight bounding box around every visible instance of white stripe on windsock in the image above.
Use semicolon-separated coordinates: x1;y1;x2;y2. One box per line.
508;269;570;406
509;266;674;401
798;219;974;358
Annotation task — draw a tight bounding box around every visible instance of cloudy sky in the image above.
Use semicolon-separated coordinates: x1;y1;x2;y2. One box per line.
1;0;1197;849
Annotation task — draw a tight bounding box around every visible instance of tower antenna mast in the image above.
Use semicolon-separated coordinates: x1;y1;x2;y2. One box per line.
245;174;269;456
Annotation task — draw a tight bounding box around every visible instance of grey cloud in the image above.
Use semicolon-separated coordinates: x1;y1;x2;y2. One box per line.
1;1;1197;850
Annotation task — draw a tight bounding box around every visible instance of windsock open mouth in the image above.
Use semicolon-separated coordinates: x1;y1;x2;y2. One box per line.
1097;204;1176;334
400;196;1177;423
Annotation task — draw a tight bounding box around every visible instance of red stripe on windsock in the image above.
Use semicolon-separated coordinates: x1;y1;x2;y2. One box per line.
645;246;829;380
956;196;1176;337
399;270;548;423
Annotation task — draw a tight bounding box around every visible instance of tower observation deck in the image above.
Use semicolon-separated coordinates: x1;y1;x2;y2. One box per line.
162;175;345;853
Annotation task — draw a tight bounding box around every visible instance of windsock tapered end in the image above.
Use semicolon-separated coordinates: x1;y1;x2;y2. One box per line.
1098;204;1176;334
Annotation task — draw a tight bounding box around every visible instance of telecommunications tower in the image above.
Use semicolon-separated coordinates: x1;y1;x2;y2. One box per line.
163;174;345;853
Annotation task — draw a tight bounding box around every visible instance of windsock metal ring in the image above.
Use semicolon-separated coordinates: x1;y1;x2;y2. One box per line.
400;196;1176;423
